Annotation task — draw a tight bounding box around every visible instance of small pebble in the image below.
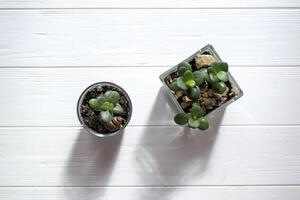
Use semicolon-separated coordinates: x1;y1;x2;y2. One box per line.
195;54;216;69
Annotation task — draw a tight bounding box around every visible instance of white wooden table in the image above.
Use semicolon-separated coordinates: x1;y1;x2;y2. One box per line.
0;0;300;199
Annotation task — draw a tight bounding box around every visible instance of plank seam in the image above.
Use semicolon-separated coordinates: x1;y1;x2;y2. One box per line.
1;184;300;188
0;65;299;69
0;7;300;10
0;125;300;128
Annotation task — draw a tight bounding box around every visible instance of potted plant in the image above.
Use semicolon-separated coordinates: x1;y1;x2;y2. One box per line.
77;82;132;137
160;44;243;130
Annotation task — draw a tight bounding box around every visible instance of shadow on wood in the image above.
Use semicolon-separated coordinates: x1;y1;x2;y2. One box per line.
63;129;123;199
135;87;225;199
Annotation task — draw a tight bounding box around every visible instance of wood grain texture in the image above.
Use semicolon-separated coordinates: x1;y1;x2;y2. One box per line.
0;0;299;8
1;186;300;200
0;67;299;126
0;126;300;186
0;10;299;66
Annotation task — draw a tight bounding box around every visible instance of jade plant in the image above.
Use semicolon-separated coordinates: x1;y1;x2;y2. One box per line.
88;90;124;124
169;59;231;130
169;61;204;100
174;103;209;130
206;62;229;94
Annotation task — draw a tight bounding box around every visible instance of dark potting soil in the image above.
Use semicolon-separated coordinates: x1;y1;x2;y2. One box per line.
80;85;131;134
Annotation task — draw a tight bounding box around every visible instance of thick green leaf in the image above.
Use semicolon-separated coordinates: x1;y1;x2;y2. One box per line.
169;80;181;91
101;101;114;111
177;62;192;76
100;110;113;123
183;70;193;82
177;77;188;90
209;73;219;83
174;113;189;125
214;82;227;94
186;80;196;88
104;90;120;104
183;70;195;87
178;66;188;76
178;61;192;71
198;117;209;130
190;104;205;118
88;98;102;110
216;71;229;82
187;87;200;100
112;103;124;114
207;66;214;74
193;71;204;85
96;95;106;107
211;62;228;73
199;68;210;82
188;118;200;129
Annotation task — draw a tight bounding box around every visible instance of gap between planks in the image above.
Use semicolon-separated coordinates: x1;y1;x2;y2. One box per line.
0;124;300;128
1;184;300;188
0;7;300;10
0;65;299;69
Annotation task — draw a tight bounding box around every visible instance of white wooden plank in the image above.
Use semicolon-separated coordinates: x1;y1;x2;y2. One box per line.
0;126;300;186
1;186;300;200
0;0;299;8
0;67;299;126
0;10;299;66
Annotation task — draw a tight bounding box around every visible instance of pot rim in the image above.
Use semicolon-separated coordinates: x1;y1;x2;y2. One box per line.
77;81;133;138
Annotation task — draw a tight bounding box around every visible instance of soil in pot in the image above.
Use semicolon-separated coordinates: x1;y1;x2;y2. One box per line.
164;51;237;115
80;84;131;134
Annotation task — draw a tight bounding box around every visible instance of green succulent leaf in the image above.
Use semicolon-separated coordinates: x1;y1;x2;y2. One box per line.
88;98;102;110
104;90;120;104
188;118;200;129
199;68;210;82
186;80;196;88
96;95;106;106
177;62;192;76
178;66;188;76
100;110;113;123
193;71;204;85
214;82;227;94
169;80;181;91
211;62;228;73
183;70;196;88
190;104;205;118
183;70;193;81
209;73;219;83
207;66;214;74
176;77;188;90
187;87;200;100
198;117;209;130
101;101;114;111
216;71;229;82
174;113;189;125
178;61;192;71
112;103;124;114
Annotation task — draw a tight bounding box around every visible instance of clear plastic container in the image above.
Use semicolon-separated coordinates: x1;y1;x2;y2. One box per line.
159;44;243;120
77;82;132;137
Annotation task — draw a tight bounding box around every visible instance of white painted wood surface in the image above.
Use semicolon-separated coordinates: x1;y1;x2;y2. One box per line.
1;187;300;200
0;67;299;126
0;0;299;8
0;10;299;67
0;0;299;199
1;126;300;186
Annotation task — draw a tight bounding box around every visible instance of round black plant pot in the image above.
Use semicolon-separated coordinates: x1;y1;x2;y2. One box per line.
77;82;132;137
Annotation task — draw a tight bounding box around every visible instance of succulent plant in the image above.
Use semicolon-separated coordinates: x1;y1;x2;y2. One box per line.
174;103;209;130
88;90;124;124
169;61;205;100
204;62;229;94
168;58;231;131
